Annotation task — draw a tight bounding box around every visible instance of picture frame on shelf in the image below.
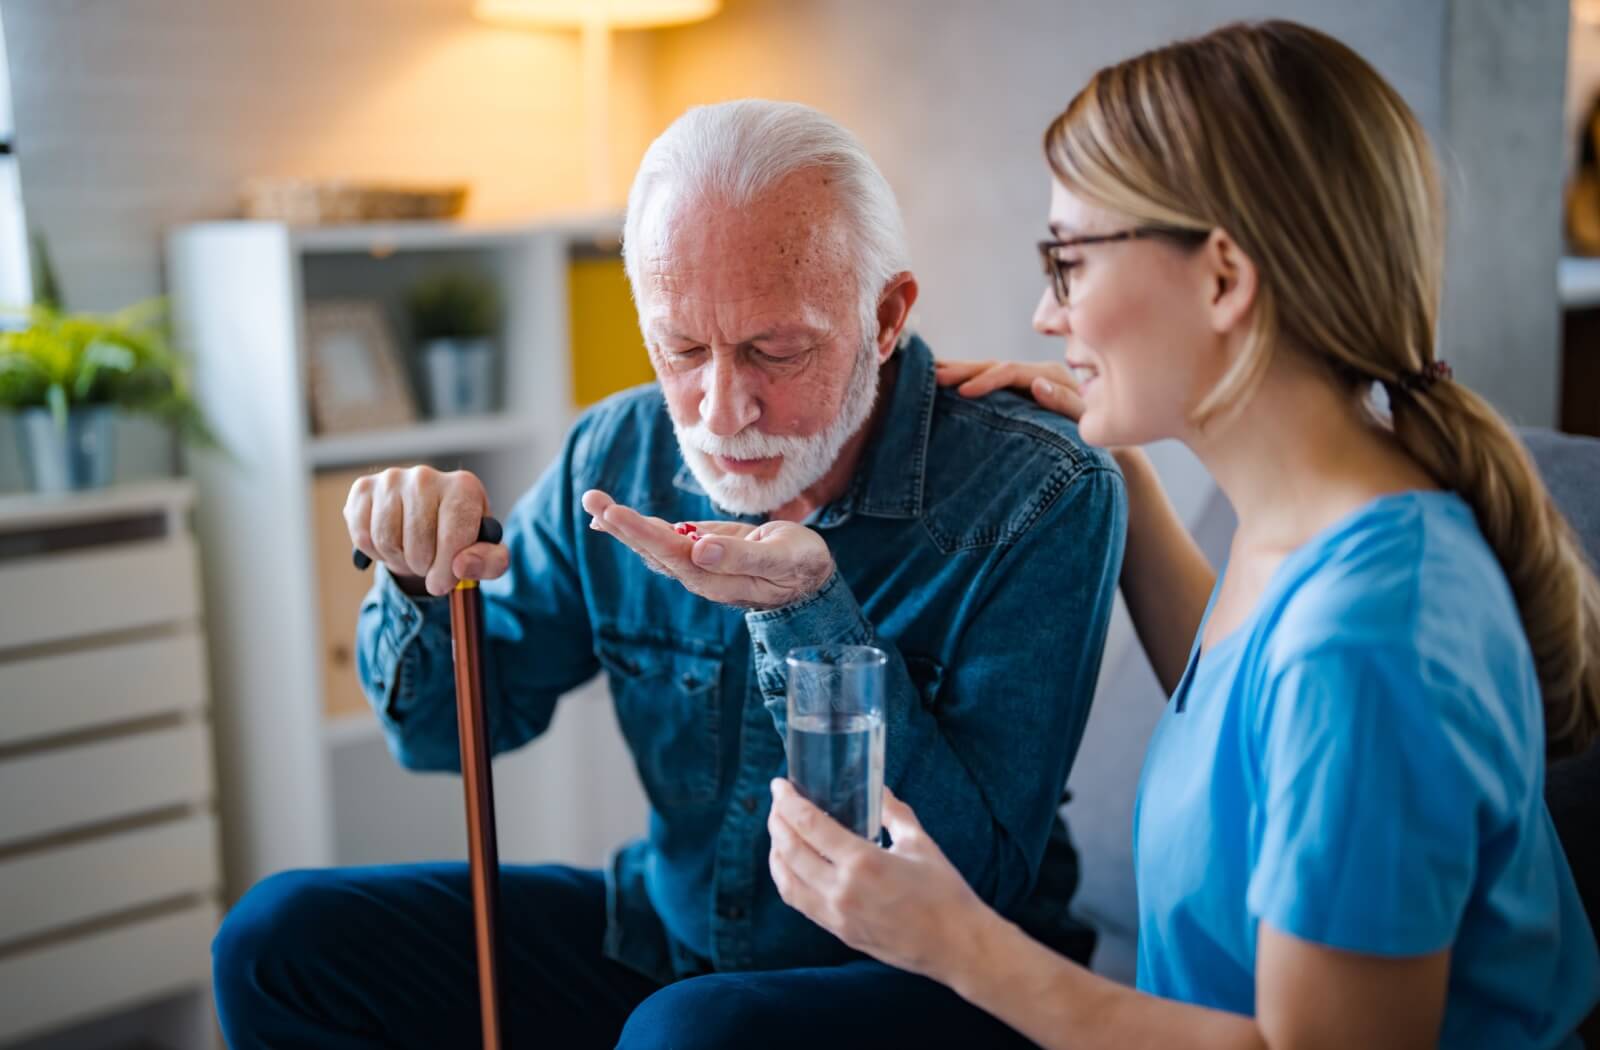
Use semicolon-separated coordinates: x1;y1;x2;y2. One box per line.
304;300;416;434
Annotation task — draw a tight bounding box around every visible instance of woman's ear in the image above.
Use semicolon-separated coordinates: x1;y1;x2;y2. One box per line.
1201;228;1258;335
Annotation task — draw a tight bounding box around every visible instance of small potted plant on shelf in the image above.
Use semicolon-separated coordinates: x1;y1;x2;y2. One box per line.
0;298;215;492
406;271;501;418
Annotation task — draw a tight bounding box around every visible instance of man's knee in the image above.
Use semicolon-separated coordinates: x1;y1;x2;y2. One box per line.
212;868;351;1005
616;975;761;1050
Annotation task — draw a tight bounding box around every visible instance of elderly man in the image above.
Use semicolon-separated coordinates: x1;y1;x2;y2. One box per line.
211;100;1124;1049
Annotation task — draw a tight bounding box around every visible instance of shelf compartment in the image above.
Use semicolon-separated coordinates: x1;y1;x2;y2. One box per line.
307;413;543;468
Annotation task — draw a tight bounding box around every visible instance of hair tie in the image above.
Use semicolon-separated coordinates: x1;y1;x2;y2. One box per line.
1397;359;1452;394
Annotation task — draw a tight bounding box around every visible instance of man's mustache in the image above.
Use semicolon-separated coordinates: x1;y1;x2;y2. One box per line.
676;424;817;460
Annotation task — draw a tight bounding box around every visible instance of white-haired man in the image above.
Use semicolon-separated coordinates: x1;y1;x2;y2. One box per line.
212;100;1125;1049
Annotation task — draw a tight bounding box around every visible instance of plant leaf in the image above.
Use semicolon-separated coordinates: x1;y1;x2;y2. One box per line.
46;383;69;427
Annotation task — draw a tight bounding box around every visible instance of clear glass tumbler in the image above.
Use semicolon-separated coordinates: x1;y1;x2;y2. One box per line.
785;645;887;839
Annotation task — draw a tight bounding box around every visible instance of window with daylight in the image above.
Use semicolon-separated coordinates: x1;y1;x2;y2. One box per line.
0;10;31;310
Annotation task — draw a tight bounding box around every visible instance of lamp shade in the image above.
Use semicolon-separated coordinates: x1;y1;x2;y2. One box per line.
474;0;720;30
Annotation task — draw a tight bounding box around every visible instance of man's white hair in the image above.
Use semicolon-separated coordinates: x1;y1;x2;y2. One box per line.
622;99;911;333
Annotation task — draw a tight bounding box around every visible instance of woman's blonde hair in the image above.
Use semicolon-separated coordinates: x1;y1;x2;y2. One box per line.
1045;19;1600;757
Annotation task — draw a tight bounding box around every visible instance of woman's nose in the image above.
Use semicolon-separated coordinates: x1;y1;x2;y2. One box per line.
1033;285;1070;337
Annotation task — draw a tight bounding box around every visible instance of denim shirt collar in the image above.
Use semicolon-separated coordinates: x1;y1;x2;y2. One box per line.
670;333;936;528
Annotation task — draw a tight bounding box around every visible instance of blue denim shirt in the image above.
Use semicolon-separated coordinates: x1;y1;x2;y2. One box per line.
358;335;1126;983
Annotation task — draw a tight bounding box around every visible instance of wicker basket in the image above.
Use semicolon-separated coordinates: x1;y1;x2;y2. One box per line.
240;178;469;225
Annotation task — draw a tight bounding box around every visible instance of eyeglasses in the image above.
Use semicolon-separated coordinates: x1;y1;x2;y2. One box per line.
1037;226;1209;306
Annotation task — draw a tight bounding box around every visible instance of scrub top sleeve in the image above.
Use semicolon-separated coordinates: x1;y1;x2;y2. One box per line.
1246;645;1487;956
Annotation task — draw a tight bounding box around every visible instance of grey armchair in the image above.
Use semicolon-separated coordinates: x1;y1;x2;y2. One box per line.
1523;428;1600;1045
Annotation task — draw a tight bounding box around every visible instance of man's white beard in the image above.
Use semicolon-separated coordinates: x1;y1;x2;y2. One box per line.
672;340;881;516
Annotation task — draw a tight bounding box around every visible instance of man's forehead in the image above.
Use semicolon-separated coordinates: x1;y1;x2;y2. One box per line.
644;175;852;262
641;304;832;345
638;228;852;331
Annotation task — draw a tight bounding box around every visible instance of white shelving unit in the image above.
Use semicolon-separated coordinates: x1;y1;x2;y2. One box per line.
166;215;648;903
306;413;543;468
0;480;220;1049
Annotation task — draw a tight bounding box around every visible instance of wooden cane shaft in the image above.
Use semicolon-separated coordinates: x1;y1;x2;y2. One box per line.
450;579;502;1050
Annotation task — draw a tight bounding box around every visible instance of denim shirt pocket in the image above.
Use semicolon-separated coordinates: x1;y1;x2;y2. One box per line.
596;631;723;810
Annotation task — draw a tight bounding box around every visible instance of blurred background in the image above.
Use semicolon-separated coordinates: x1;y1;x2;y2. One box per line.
0;1;1593;1047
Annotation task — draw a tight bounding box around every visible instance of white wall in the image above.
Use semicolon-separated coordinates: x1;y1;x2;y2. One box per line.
0;0;656;310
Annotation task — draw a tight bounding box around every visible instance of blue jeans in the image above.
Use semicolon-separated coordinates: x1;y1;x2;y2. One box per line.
212;864;1040;1049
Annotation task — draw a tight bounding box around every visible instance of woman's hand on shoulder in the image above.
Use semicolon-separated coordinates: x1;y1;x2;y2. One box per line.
935;358;1085;421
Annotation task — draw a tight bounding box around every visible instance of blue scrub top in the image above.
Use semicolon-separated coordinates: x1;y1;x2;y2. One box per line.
1133;491;1598;1047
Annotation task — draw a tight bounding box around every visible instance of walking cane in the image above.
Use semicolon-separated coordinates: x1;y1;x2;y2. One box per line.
354;517;505;1050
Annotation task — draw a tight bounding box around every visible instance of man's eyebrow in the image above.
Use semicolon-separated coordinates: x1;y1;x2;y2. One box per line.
645;326;696;344
745;325;821;343
646;324;824;344
1047;221;1085;239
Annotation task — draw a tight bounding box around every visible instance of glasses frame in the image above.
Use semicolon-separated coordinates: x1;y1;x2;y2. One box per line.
1037;225;1209;305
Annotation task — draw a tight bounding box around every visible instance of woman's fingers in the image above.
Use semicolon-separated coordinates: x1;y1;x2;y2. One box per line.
769;810;837;887
944;360;1077;400
933;359;996;387
957;362;1027;398
880;786;925;847
770;778;862;862
769;848;834;928
1032;375;1087;421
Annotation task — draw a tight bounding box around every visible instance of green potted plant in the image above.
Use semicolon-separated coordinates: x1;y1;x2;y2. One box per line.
0;299;214;492
406;271;501;418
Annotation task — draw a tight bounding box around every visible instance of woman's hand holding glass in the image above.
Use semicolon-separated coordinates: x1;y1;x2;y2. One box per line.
767;778;998;984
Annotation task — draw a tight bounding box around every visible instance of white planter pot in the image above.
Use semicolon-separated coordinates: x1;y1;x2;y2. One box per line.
422;338;495;417
14;406;117;492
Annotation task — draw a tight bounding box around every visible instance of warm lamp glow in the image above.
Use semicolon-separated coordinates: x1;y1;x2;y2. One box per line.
474;0;721;30
472;0;721;208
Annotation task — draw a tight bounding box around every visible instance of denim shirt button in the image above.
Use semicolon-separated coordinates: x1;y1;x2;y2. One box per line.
720;904;745;920
742;795;759;814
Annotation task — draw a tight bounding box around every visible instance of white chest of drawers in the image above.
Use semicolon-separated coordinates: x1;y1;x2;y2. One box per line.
0;480;221;1048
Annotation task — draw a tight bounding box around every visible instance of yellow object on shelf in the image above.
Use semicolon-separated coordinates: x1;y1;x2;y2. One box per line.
569;250;654;407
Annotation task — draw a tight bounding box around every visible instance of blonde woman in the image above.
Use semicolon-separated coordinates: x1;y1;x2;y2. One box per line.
767;20;1600;1048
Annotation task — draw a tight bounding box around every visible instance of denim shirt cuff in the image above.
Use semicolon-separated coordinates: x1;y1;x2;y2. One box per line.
369;566;451;727
745;571;874;706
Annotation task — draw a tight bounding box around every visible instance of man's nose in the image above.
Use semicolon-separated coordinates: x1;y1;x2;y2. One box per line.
700;354;760;436
1032;285;1070;338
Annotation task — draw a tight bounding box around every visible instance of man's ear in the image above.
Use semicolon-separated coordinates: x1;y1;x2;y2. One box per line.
1201;229;1258;336
874;272;919;361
